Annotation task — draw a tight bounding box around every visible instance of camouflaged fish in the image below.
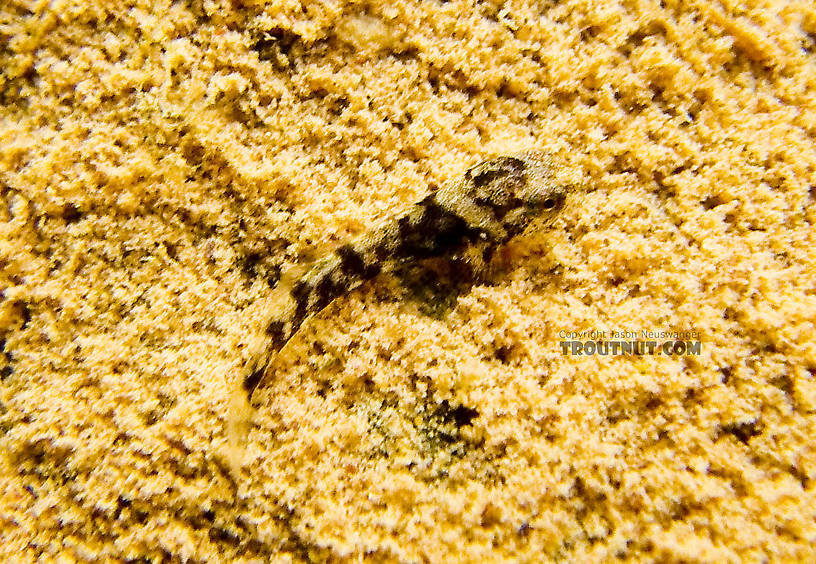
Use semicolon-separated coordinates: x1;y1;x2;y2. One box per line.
242;151;570;396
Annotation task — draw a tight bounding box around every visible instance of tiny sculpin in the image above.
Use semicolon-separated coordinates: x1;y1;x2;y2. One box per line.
240;151;573;398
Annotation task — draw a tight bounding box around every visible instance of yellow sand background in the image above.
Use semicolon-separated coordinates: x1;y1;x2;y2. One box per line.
2;0;816;561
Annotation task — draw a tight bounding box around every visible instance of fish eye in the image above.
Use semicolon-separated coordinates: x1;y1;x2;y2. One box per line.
540;198;557;210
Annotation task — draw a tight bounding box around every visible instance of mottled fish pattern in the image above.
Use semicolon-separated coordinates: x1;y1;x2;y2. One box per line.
243;152;570;395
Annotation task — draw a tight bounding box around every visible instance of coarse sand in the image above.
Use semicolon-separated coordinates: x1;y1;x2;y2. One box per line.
1;0;815;561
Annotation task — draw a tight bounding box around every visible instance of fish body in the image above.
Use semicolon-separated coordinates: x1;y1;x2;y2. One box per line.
243;152;569;395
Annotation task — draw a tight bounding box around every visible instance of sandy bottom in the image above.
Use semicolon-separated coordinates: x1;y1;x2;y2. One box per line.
1;0;815;561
